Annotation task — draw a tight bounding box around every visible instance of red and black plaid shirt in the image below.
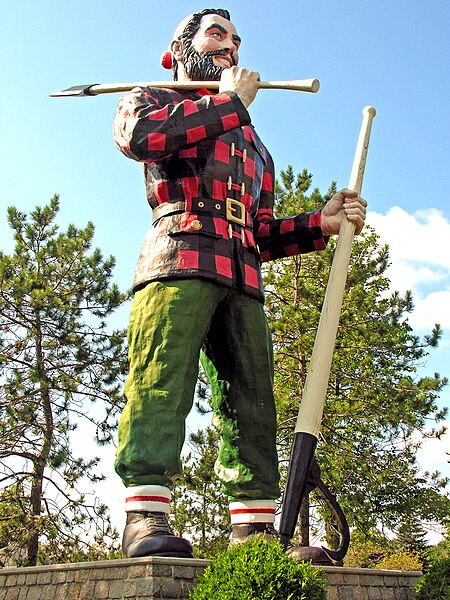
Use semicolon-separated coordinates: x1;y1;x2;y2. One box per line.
114;86;326;302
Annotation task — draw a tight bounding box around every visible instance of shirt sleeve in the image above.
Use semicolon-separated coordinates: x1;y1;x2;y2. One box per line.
113;87;251;162
254;153;328;262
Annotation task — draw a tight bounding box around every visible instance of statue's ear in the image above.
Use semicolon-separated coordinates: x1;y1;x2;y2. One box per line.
171;39;183;61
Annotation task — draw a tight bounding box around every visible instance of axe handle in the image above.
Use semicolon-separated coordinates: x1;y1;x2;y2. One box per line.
294;106;376;438
49;78;319;97
279;106;376;548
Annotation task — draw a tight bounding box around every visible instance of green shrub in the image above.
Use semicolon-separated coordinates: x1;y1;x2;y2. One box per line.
375;551;422;571
415;557;450;600
188;537;327;600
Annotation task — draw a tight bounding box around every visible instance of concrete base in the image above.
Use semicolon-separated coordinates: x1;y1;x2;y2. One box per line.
0;556;421;599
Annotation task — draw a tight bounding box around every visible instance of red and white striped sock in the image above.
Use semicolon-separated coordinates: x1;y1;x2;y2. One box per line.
229;500;276;525
125;485;171;514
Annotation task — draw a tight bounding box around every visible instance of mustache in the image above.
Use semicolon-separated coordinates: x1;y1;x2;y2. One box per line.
181;39;231;81
203;49;236;66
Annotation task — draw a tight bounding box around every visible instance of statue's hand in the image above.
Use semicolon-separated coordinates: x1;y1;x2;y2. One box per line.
219;66;260;108
321;189;367;236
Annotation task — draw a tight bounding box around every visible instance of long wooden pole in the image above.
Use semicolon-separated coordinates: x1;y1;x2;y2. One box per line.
49;78;320;97
279;106;376;548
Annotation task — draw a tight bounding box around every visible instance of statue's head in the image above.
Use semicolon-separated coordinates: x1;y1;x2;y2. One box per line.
161;9;241;81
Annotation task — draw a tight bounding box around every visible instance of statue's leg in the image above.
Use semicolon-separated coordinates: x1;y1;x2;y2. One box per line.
116;279;225;557
201;289;280;544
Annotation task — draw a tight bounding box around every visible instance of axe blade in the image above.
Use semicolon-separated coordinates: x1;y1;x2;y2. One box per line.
49;84;98;97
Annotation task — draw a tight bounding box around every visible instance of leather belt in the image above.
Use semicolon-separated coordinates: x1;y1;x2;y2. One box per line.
152;201;186;222
152;199;251;228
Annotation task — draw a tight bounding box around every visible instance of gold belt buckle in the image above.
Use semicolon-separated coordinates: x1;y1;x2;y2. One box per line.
226;197;246;226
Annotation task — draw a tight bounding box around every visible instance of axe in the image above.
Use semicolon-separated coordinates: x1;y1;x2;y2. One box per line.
49;78;320;97
279;106;377;554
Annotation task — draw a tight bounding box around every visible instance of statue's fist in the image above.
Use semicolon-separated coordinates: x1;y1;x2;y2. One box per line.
219;66;260;108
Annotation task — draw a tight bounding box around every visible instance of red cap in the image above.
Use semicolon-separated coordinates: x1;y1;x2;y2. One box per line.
161;51;173;70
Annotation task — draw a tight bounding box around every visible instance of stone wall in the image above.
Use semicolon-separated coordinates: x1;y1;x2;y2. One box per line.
0;557;421;599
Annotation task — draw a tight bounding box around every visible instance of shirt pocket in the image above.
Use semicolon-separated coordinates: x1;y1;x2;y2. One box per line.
163;213;222;239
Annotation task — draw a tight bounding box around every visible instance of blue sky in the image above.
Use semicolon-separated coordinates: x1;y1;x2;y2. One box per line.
1;1;449;534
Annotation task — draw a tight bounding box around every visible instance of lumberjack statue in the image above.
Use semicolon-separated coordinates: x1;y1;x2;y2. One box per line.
113;8;367;559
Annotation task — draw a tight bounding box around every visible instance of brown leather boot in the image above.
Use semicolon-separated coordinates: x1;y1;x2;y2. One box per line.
122;512;193;558
229;522;279;547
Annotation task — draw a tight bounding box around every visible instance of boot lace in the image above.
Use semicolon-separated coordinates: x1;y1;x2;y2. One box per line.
144;512;175;536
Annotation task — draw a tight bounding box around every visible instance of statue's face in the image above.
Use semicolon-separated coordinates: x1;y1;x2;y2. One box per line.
181;14;241;81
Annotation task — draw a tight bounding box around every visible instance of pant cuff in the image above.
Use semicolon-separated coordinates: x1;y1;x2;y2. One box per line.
229;500;276;524
125;485;171;514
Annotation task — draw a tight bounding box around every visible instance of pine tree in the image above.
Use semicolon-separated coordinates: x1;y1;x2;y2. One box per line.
172;426;230;558
0;196;128;565
264;167;449;545
395;518;429;557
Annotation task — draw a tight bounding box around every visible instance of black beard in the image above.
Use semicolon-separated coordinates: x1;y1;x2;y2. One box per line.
182;40;228;81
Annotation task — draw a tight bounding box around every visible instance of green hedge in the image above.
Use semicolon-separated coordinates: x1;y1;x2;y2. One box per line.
188;538;327;600
415;557;450;599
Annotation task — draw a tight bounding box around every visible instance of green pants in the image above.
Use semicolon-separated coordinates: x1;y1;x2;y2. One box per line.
115;279;280;500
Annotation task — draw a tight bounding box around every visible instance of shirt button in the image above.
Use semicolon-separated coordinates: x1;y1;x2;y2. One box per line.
215;204;221;210
191;219;202;230
198;201;205;208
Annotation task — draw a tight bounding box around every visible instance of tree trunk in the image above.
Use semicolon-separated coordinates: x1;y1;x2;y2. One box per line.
27;462;44;566
25;309;54;566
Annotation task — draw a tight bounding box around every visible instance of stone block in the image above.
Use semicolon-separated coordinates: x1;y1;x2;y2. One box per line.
74;569;89;583
136;578;156;597
337;587;356;600
180;577;198;595
393;589;410;600
128;564;147;579
94;580;111;599
326;586;339;600
396;588;417;600
89;568;107;580
364;574;385;587
155;577;185;599
66;583;82;600
384;575;399;587
105;567;126;581
53;584;70;600
24;588;42;600
148;563;173;578
368;587;384;600
36;571;52;585
65;571;75;583
398;575;420;588
344;574;361;586
40;586;59;600
51;571;66;584
5;575;17;587
108;580;124;599
122;579;138;598
327;571;346;585
79;581;96;599
173;565;195;580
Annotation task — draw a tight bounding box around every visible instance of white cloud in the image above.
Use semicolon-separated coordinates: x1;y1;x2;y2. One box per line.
409;291;450;330
416;421;450;476
368;207;450;270
366;207;450;331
